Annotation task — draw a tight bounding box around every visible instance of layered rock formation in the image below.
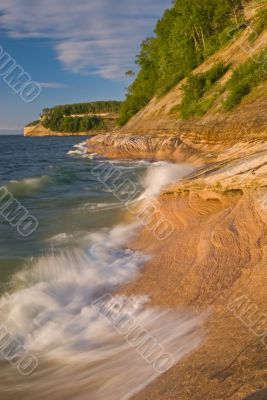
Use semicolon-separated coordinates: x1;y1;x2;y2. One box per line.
24;123;90;137
117;138;267;400
85;5;267;399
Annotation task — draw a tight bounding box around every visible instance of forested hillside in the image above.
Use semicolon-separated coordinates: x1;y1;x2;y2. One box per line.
41;101;121;118
118;0;266;126
27;101;121;133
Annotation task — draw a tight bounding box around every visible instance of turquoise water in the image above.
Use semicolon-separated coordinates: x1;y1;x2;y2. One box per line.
0;135;204;400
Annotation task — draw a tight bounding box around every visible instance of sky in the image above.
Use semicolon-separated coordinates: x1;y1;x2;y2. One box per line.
0;0;171;131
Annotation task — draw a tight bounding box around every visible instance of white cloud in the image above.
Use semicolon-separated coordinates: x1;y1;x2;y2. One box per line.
0;0;171;79
0;126;21;131
40;82;70;89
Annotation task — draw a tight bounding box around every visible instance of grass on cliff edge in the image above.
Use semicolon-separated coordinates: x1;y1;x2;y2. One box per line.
178;63;229;119
26;120;40;127
223;48;267;110
117;0;250;126
249;7;267;41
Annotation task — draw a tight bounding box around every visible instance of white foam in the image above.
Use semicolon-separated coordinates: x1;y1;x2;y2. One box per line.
1;223;145;340
0;221;205;400
74;142;87;149
67;141;87;157
0;161;205;400
6;175;50;195
47;232;74;245
80;202;121;211
67;141;98;159
140;162;193;199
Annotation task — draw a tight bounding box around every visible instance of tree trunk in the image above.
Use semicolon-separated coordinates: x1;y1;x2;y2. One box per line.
200;28;206;58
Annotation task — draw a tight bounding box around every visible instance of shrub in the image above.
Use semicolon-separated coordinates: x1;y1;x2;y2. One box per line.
157;72;186;97
118;0;247;125
179;63;228;119
223;49;267;110
249;8;267;41
223;82;251;110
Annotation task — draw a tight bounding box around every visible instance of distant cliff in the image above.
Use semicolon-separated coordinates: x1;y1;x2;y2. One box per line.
24;115;118;137
24;123;95;137
24;101;121;137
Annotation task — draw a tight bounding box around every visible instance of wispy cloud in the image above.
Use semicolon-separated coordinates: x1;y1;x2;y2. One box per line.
0;126;21;131
0;0;171;79
40;82;70;89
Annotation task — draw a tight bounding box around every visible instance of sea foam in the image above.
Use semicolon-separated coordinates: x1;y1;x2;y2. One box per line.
0;161;205;400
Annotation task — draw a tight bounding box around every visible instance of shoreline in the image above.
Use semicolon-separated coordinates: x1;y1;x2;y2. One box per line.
21;3;267;395
105;135;267;399
21;89;267;399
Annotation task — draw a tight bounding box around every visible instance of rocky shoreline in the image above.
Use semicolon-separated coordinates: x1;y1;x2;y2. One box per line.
86;125;267;399
23;2;267;396
121;137;267;399
85;30;267;393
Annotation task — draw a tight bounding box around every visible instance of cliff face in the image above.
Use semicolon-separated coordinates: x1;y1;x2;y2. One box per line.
24;123;90;137
117;136;267;400
86;4;267;399
87;10;267;157
117;32;267;137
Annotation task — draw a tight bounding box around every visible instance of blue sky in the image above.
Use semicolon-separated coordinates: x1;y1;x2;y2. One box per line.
0;0;171;131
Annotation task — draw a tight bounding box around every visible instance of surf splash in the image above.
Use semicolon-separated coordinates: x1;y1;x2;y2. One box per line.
67;141;87;157
67;141;97;159
0;159;205;400
140;162;193;199
6;175;51;197
0;238;205;399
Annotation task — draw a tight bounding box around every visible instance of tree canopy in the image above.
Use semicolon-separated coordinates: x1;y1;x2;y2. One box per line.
42;101;121;118
118;0;248;126
40;101;121;133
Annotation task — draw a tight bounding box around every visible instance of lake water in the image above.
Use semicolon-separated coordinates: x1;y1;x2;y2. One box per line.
0;135;204;400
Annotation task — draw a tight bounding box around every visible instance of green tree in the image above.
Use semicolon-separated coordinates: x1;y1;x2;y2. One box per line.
118;0;247;126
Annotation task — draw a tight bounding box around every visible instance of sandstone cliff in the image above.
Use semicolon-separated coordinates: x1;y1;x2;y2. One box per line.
24;123;90;137
85;3;267;399
117;136;267;400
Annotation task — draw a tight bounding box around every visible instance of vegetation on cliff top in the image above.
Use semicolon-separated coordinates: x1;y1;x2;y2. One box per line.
118;0;250;126
249;6;267;39
39;101;121;133
43;113;106;133
26;120;41;127
42;101;121;117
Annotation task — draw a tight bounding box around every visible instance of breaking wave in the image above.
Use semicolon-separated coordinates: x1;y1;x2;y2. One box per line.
141;162;193;199
0;160;205;400
6;175;51;196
